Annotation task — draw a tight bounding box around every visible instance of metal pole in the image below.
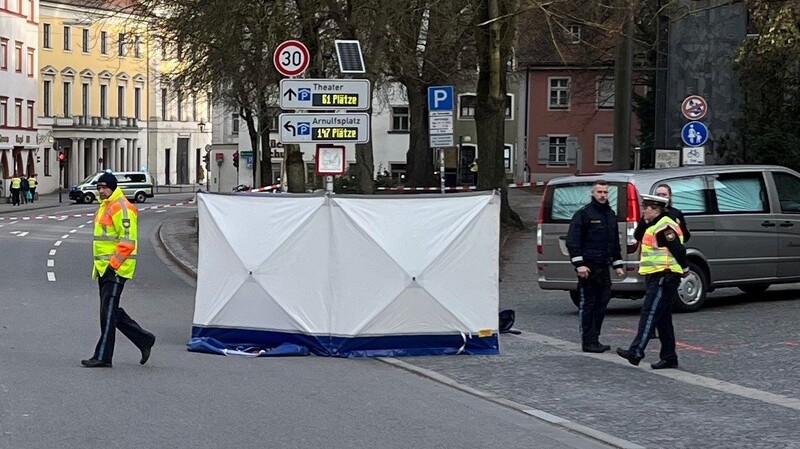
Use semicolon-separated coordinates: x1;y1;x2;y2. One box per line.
325;175;333;193
439;148;445;194
58;165;62;203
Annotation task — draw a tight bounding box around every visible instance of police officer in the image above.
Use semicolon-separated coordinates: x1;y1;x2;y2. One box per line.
566;180;624;353
10;173;21;206
616;194;688;369
633;183;691;242
28;173;37;203
81;172;155;368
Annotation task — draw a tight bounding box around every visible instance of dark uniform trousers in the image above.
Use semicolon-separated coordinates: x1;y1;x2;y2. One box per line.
628;272;679;362
578;264;612;345
92;269;155;363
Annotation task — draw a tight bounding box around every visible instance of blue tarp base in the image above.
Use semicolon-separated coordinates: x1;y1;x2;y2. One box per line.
189;327;500;358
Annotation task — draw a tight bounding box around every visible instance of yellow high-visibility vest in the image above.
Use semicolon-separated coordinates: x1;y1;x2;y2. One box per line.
92;188;138;279
639;215;683;275
11;177;21;189
28;177;37;187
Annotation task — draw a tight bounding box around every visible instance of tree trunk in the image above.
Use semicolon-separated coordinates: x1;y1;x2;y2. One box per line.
242;108;260;188
259;124;272;187
405;81;436;187
355;141;375;193
286;144;305;192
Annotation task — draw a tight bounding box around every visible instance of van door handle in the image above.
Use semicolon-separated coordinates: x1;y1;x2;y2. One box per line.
780;221;794;227
558;236;566;240
761;221;776;227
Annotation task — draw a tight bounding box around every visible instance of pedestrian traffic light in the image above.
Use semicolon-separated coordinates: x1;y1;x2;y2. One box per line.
58;151;66;169
202;153;209;165
232;152;239;169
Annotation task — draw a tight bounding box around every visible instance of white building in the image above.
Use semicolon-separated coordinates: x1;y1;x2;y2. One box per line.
1;0;41;197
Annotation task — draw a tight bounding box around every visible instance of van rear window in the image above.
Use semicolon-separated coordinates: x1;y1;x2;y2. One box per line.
547;183;621;221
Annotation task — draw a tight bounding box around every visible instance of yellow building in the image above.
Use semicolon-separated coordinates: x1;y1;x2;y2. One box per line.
38;0;211;192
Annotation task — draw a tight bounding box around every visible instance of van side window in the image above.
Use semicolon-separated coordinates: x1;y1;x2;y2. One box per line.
127;174;147;183
658;176;706;214
713;173;768;213
773;172;800;213
549;184;620;221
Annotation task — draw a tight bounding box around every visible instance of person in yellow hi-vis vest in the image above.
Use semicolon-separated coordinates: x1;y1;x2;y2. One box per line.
617;194;688;370
81;172;155;368
10;173;21;206
28;173;37;203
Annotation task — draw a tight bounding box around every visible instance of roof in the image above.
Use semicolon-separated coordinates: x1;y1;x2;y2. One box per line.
42;0;144;14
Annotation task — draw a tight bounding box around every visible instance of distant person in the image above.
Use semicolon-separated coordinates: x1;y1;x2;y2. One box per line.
81;172;155;368
634;184;691;243
566;180;624;353
469;159;478;185
20;175;30;204
617;194;688;369
28;173;37;203
10;173;21;206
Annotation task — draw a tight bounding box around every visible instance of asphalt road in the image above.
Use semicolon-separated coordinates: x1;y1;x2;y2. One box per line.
0;194;613;449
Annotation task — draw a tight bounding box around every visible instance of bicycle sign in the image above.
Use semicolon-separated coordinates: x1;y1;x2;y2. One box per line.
273;40;310;77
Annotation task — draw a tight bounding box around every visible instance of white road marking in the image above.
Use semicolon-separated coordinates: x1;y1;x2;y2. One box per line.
61;234;69;239
156;210;166;214
69;229;77;233
49;249;56;256
54;240;62;246
47;272;56;282
512;331;800;412
78;224;86;229
10;231;29;237
47;260;54;267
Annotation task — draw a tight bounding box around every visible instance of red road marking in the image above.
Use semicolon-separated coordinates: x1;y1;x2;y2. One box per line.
614;327;719;354
783;341;799;347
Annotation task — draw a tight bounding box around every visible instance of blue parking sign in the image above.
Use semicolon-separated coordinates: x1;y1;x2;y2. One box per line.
428;86;454;112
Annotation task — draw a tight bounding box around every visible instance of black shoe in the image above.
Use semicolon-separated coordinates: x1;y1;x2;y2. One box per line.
599;343;611;351
651;359;679;370
582;343;608;353
615;348;642;366
140;336;156;365
81;358;112;368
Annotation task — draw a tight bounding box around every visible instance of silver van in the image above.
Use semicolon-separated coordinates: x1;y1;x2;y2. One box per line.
537;165;800;312
69;171;155;204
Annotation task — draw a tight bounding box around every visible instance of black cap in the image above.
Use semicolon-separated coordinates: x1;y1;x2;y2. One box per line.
641;193;668;208
97;172;117;190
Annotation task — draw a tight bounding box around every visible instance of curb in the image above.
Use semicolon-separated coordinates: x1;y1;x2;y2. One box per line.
156;221;198;279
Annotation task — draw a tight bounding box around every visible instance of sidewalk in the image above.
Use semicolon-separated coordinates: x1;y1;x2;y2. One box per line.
0;192;73;215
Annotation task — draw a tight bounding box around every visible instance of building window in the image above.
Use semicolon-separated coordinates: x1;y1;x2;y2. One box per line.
0;38;6;70
161;88;167;120
566;25;581;44
192;94;197;121
62;81;71;117
503;144;512;171
0;97;6;126
118;33;126;56
117;85;125;117
43;24;51;49
45;148;51;176
595;135;613;165
14;41;22;73
134;87;141;120
43;80;51;117
82;29;89;53
81;82;90;117
26;101;34;129
390;106;409;132
232;113;239;134
177;92;183;121
26;47;33;76
390;163;407;180
596;76;615;109
100;31;107;54
27;0;33;20
266;107;280;131
505;94;513;119
100;84;107;118
548;77;570;110
15;99;22;127
548;136;568;165
63;26;71;51
459;94;476;119
134;35;141;58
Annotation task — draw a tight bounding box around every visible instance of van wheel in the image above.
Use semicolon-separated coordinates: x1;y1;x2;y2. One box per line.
738;284;770;295
569;290;581;308
82;193;95;204
675;261;707;313
134;192;146;203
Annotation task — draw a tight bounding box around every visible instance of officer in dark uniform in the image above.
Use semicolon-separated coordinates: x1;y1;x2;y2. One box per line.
566;180;624;353
617;194;689;369
633;183;691;243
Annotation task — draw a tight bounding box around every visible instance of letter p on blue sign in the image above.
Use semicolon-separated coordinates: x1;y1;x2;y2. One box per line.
428;86;454;112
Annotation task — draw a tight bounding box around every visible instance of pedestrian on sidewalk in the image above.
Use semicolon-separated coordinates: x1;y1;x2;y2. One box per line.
566;180;624;353
616;194;688;370
10;173;21;206
81;172;155;368
20;175;30;204
28;173;37;203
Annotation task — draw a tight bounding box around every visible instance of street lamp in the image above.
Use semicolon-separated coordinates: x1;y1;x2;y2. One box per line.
198;120;207;133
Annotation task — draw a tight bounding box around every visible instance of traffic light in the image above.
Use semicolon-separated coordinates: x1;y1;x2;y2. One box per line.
58;151;66;169
232;151;239;169
202;153;210;165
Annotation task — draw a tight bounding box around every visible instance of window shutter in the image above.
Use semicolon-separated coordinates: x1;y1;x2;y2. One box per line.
537;136;549;164
566;136;579;165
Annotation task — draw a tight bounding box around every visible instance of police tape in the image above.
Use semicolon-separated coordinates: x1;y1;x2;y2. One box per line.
0;199;197;221
376;181;546;192
249;184;282;192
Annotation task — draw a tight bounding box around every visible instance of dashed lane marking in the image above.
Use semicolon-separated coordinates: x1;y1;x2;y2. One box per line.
69;229;76;233
61;234;69;239
49;249;56;256
9;231;29;237
47;272;56;282
54;240;62;246
47;260;54;267
511;331;800;412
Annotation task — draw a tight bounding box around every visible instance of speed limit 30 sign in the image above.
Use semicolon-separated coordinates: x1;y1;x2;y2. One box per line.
274;40;310;77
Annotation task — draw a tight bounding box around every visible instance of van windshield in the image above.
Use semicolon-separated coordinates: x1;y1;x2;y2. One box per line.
81;173;99;184
548;183;622;221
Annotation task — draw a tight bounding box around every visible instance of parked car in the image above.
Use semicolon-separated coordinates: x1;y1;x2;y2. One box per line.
537;165;800;312
69;171;155;204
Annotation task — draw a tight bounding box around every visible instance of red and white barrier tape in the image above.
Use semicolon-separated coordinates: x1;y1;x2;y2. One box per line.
0;199;196;221
249;184;282;192
376;181;546;192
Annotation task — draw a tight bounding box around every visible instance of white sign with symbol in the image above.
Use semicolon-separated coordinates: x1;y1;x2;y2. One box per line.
683;146;705;165
681;95;708;121
279;79;371;110
273;40;310;77
316;145;346;175
279;113;370;144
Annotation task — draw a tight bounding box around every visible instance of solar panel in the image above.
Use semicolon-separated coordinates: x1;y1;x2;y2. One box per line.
335;40;366;74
